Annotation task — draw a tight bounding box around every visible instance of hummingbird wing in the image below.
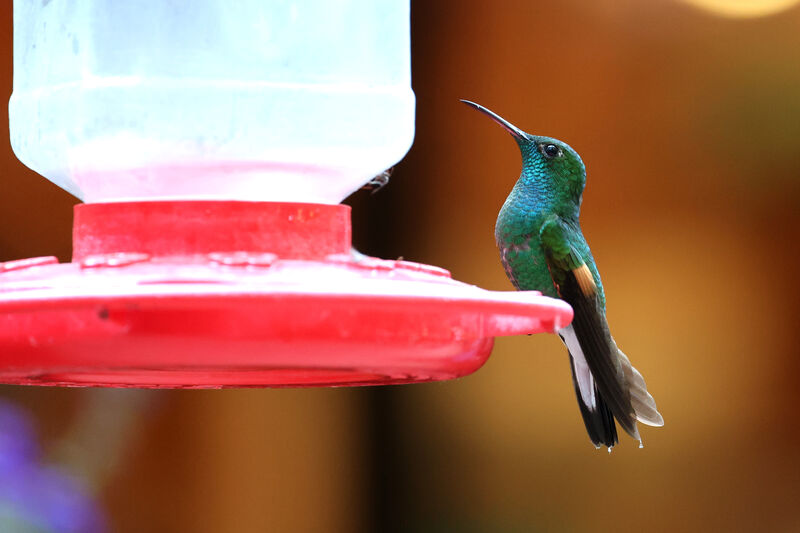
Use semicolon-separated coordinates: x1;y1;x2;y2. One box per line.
539;216;641;441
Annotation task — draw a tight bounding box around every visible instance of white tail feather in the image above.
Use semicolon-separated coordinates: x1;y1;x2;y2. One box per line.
559;325;596;409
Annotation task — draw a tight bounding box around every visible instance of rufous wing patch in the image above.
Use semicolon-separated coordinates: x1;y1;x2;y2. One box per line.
573;263;597;296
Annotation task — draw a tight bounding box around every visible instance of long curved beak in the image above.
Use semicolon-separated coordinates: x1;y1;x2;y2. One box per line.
460;99;526;141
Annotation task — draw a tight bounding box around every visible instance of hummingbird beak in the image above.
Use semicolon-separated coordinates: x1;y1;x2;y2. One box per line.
460;100;527;141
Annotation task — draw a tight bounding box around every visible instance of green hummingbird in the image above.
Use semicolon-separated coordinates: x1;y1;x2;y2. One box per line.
462;100;663;449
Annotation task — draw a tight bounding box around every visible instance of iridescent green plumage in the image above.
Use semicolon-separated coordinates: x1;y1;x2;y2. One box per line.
462;100;663;449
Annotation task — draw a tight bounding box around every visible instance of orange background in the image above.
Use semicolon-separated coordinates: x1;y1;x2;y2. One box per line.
1;1;799;532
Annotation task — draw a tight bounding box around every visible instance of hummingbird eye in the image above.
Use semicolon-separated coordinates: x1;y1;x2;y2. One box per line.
541;143;562;159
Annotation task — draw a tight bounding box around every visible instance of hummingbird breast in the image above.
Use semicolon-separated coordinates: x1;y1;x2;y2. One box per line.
495;197;560;299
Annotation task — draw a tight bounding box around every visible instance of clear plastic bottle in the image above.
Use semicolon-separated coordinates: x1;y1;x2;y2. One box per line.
9;0;415;203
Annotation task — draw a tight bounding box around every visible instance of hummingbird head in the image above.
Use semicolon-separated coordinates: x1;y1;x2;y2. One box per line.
461;100;586;210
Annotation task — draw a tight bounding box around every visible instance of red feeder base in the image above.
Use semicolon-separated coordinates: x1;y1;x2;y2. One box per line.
0;201;572;388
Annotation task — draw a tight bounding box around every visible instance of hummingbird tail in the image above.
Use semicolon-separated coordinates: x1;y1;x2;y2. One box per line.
557;269;641;442
568;354;618;448
615;347;664;427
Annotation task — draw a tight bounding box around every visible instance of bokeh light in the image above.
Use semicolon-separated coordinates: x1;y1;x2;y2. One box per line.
679;0;800;18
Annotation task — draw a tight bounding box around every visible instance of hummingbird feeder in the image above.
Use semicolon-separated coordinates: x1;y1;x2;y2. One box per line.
0;0;572;388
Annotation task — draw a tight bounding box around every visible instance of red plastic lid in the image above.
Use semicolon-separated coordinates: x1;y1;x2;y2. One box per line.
0;201;571;388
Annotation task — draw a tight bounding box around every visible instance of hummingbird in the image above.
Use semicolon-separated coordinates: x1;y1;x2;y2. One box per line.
461;100;663;449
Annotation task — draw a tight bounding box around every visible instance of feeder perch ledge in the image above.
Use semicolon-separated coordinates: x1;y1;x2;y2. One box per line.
0;201;572;388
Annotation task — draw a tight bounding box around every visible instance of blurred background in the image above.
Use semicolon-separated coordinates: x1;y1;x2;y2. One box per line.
1;0;799;531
